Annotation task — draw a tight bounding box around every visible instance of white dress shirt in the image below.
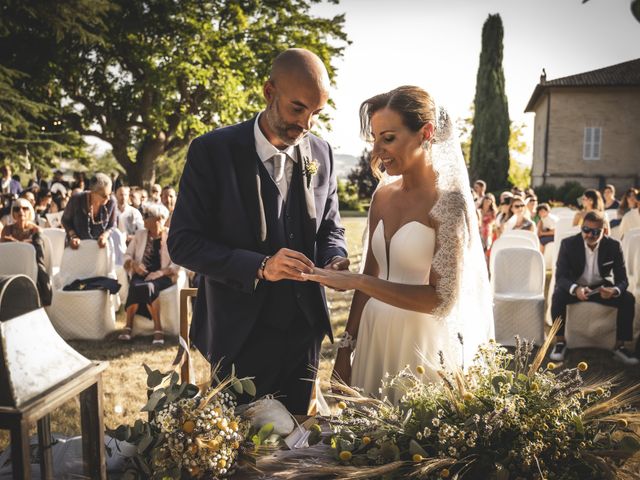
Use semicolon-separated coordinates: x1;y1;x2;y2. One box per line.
116;204;144;236
570;240;619;296
254;112;299;202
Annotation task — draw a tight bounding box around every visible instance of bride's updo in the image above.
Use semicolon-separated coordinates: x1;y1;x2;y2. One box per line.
360;85;451;178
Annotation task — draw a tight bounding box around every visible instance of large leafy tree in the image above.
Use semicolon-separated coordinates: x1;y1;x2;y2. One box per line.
469;13;510;191
53;0;348;187
0;0;112;172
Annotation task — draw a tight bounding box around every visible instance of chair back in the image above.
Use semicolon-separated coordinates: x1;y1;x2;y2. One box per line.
554;216;576;237
57;240;115;288
40;234;53;276
622;228;640;277
550;207;574;218
604;209;618;223
490;235;537;276
492;247;545;296
41;228;66;270
551;226;581;269
500;229;540;248
0;243;37;283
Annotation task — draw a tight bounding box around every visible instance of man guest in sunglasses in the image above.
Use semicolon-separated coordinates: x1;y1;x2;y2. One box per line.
549;210;637;365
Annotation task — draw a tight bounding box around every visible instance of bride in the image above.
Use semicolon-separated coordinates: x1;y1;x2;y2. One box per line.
304;86;494;402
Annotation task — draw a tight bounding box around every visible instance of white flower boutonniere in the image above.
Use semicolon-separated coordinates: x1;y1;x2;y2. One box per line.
303;157;319;188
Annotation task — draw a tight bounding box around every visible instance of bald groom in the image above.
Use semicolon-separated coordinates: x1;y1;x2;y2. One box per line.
168;49;348;414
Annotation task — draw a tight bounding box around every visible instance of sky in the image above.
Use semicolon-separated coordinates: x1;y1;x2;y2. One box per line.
309;0;640;163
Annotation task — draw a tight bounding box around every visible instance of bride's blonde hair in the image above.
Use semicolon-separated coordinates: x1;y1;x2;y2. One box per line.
360;85;449;179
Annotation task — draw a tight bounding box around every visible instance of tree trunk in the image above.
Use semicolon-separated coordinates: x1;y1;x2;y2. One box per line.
111;134;165;188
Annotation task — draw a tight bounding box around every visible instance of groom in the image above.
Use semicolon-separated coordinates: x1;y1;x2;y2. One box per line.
168;48;348;414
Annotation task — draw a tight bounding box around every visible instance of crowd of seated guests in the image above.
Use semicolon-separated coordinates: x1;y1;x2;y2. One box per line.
1;161;181;343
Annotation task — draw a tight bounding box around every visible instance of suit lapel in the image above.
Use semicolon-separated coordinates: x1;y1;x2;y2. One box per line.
231;121;269;254
296;138;317;257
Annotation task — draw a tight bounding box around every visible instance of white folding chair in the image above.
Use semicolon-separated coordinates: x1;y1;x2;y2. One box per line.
492;247;546;346
46;239;118;340
41;228;66;279
131;268;188;337
501;229;540;248
550;207;575;218
490;235;537;278
0;242;37;283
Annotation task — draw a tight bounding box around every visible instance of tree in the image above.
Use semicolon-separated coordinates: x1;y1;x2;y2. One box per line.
347;149;378;201
52;0;348;187
469;13;510;191
0;0;112;172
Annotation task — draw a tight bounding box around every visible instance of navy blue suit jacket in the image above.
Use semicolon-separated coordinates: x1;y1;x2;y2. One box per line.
168;118;347;364
554;233;629;294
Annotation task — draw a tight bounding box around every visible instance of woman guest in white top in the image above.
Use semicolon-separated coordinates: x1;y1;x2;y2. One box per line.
119;204;178;344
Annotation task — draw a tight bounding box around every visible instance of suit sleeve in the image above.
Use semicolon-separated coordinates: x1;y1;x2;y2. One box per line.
554;238;574;294
167;137;264;294
315;143;348;267
611;240;629;293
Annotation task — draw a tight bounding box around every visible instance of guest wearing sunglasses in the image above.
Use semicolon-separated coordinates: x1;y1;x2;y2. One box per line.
549;210;637;365
0;198;52;305
502;195;535;233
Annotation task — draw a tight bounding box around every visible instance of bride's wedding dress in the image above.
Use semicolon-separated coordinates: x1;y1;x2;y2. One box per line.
351;219;448;403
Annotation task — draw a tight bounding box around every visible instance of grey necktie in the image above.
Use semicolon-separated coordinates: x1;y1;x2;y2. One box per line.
271;152;286;183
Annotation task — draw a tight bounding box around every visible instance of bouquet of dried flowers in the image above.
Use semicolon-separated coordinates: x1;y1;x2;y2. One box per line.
291;321;640;479
108;364;256;479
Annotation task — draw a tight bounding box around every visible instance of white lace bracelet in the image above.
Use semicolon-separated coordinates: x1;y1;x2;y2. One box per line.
337;331;356;350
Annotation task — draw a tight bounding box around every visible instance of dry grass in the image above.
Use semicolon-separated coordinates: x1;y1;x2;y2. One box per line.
3;215;639;454
0;217;366;452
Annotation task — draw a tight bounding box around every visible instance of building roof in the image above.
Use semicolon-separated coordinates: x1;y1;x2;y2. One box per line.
524;58;640;112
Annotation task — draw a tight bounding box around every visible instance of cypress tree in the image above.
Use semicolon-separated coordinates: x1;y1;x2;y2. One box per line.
470;14;511;191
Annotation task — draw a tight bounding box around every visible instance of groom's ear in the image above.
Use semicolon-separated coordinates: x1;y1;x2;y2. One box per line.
263;80;275;102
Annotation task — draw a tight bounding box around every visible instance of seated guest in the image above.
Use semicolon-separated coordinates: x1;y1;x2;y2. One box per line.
619;190;640;239
573;188;605;227
61;172;115;249
115;185;143;243
160;185;177;227
549;211;637;365
495;192;513;237
536;203;557;253
502;195;535;232
1;164;22;200
603;184;620;210
618;187;638;220
139;188;149;206
119;204;178;345
149;184;162;205
0;198;52;305
473;180;486;209
526;194;538;223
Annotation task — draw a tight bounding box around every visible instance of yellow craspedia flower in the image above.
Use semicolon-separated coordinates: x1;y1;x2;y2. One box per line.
182;420;195;433
217;459;226;469
416;365;426;375
530;383;539;392
463;392;474;401
337;401;347;410
412;454;423;462
596;387;605;396
618;418;629;428
216;418;228;430
228;420;238;431
362;436;371;445
440;468;450;478
577;361;588;372
339;450;352;461
547;362;557;370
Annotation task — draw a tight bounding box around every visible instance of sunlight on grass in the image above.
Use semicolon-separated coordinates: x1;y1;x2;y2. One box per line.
0;217;367;451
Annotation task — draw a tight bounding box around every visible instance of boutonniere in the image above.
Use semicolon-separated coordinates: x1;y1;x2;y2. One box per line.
303;157;319;188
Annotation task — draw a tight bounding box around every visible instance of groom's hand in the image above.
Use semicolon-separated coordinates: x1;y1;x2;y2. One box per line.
325;256;350;271
262;248;314;282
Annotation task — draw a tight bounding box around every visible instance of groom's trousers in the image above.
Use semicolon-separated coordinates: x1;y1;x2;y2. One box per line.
221;316;324;415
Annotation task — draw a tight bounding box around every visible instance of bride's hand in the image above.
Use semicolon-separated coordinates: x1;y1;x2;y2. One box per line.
331;349;352;387
302;266;357;291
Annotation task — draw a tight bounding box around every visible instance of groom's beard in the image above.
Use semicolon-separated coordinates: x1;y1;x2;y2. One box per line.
265;100;307;146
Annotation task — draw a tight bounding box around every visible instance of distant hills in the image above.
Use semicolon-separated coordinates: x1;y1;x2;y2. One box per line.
334;153;360;179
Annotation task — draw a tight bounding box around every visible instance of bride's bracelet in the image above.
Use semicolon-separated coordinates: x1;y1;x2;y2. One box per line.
337;331;356;350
